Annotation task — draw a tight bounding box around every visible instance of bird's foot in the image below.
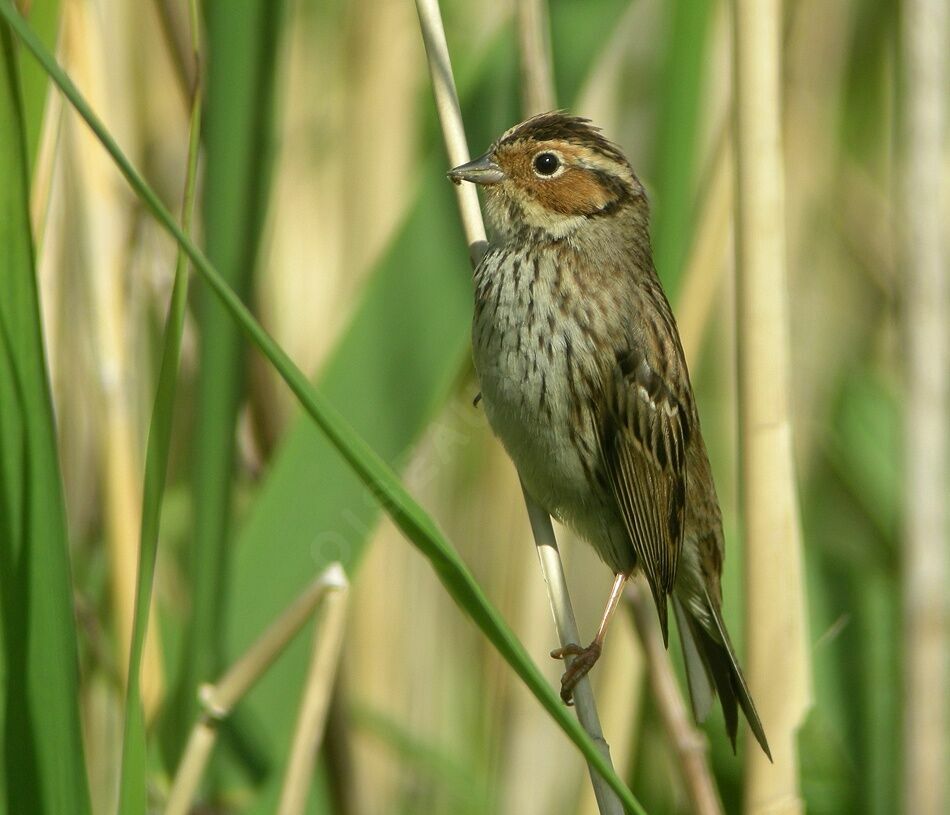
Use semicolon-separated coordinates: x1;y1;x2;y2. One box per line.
550;640;602;705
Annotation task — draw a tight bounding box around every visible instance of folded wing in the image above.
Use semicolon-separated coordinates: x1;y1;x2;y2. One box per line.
596;348;690;645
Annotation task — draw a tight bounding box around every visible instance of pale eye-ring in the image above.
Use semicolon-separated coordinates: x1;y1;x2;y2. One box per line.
533;151;561;176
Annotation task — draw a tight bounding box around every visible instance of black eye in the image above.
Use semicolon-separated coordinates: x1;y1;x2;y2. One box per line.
533;152;560;176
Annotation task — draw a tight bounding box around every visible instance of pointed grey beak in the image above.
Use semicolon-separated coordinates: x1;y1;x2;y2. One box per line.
447;153;505;185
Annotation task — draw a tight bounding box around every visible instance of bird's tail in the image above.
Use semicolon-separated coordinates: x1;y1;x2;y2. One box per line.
672;591;772;760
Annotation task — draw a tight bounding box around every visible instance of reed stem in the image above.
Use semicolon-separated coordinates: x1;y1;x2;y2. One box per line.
900;0;948;811
733;0;810;809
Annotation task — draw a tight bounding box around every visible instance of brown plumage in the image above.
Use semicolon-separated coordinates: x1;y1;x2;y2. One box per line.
449;111;771;758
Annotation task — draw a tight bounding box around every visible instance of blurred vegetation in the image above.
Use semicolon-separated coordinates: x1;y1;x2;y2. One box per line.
0;0;944;813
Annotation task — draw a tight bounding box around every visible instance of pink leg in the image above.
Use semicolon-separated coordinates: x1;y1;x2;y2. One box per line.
551;573;628;704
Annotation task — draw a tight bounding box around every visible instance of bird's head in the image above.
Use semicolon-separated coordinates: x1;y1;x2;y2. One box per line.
448;112;647;243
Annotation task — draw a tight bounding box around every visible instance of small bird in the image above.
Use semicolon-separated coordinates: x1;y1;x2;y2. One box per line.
448;111;770;758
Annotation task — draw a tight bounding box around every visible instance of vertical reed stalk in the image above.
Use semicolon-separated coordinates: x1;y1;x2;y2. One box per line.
412;0;485;262
900;1;948;812
516;0;555;117
732;0;810;811
60;0;165;717
277;575;349;815
522;489;623;815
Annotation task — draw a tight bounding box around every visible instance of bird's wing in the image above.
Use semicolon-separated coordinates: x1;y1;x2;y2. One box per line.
595;347;690;645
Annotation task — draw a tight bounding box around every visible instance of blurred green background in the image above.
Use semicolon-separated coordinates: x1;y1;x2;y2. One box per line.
1;0;944;813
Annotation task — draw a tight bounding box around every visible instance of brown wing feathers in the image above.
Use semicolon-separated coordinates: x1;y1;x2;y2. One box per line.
598;348;689;645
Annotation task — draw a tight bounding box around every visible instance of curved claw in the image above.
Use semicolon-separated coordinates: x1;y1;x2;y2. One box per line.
550;643;585;660
550;641;603;704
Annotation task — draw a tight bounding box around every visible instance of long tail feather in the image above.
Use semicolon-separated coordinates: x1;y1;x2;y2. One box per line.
673;596;713;721
703;588;771;760
675;590;772;761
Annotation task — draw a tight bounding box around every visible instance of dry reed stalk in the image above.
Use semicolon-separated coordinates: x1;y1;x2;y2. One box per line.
252;4;346;440
255;0;420;441
164;564;348;815
576;613;643;815
277;575;349;815
626;586;723;815
151;0;195;105
59;0;165;718
522;492;623;815
345;522;419;813
900;1;948;812
516;0;555;117
414;2;623;811
732;0;810;811
413;0;485;261
500;546;586;815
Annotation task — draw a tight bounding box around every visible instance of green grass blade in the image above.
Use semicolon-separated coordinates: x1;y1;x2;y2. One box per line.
0;19;91;815
116;79;203;815
16;0;58;169
173;0;289;764
0;6;646;810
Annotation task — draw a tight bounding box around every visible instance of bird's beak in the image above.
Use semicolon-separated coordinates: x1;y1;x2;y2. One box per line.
447;153;505;186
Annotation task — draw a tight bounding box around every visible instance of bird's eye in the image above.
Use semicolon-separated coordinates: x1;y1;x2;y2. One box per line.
533;152;561;176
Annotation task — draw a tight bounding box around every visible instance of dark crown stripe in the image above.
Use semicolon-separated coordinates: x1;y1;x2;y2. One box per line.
499;111;629;166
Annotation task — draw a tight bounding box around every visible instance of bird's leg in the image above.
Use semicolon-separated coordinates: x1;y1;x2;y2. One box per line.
551;572;628;704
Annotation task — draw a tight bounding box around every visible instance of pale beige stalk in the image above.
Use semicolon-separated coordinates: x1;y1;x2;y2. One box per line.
413;0;486;262
58;0;164;718
576;613;643;815
277;576;349;815
901;0;948;812
165;564;348;815
516;0;555;118
256;0;420;439
522;491;623;815
732;0;810;811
